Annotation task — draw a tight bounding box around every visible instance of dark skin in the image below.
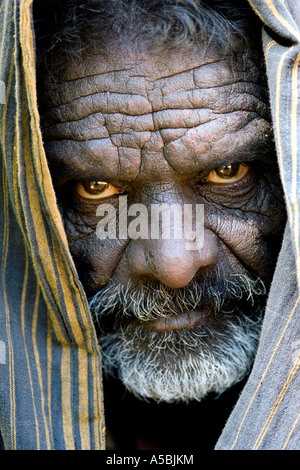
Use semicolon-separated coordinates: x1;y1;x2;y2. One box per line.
39;39;286;448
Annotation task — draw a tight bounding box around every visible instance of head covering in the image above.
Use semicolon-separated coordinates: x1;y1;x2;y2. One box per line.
216;0;300;450
0;0;105;449
0;0;299;450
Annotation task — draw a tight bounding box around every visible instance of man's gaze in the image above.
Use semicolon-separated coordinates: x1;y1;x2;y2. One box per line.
206;162;249;183
74;181;124;201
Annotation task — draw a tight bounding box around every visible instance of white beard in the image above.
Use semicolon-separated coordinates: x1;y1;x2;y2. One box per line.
97;313;262;403
90;274;265;403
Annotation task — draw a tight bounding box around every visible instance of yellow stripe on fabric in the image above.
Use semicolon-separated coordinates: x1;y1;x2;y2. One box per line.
253;352;300;449
247;0;267;25
19;73;91;352
265;39;276;60
47;314;53;440
20;0;70;249
230;294;300;449
78;348;90;449
20;0;96;352
92;355;106;450
21;250;40;449
19;85;69;347
13;128;23;229
32;283;52;449
1;178;16;449
255;50;300;442
264;0;300;42
0;0;5;16
1;53;16;450
282;410;300;450
19;0;105;448
61;346;75;450
18;2;73;344
18;101;85;448
291;52;300;290
275;47;295;223
46;232;85;347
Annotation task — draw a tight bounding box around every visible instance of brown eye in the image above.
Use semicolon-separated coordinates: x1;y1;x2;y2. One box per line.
74;181;121;200
206;163;249;184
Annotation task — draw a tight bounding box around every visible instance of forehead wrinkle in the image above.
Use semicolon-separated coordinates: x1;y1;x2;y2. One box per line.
43;54;236;110
50;83;268;141
43;105;272;181
41;46;271;184
43;80;262;130
42;50;268;131
43;48;262;111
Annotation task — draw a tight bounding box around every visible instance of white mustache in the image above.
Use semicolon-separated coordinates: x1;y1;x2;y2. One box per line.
89;271;266;324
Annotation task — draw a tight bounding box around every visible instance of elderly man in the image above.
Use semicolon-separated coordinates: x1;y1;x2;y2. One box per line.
0;0;299;451
33;0;286;448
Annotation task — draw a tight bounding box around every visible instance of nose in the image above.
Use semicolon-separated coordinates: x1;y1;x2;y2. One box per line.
126;229;219;288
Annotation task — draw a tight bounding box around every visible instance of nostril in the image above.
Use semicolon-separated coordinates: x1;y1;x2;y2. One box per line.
144;244;202;288
145;250;158;274
126;229;220;288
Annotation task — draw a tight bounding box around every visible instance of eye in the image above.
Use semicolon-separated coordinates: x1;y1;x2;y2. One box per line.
74;181;122;200
206;163;249;184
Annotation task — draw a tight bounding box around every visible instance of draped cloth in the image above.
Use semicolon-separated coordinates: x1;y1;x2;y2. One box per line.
216;0;300;450
0;0;105;450
0;0;299;450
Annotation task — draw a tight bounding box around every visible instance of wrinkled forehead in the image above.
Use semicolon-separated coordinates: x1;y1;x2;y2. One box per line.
40;39;271;181
62;44;220;76
42;40;265;122
45;39;260;89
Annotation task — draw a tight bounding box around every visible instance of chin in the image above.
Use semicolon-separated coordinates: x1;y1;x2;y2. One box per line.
98;311;263;403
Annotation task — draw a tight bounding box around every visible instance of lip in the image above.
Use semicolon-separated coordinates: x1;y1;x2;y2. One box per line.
143;309;208;333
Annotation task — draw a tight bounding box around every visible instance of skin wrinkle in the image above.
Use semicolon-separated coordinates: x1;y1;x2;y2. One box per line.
41;51;266;114
43;106;268;157
44;114;273;188
43;76;264;112
162;111;255;148
200;188;280;278
40;54;270;162
43;54;255;96
42;82;267;122
44;57;225;100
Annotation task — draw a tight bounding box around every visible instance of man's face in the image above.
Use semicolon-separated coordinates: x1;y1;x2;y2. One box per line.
40;40;285;402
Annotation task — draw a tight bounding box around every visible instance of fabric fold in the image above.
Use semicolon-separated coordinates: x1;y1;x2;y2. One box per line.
216;0;300;450
0;0;105;450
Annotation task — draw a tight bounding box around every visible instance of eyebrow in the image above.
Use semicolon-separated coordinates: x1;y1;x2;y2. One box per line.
45;138;141;185
44;123;275;189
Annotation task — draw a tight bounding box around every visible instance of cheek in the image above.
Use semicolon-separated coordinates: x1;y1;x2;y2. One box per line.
207;208;285;279
66;231;128;295
61;201;129;294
